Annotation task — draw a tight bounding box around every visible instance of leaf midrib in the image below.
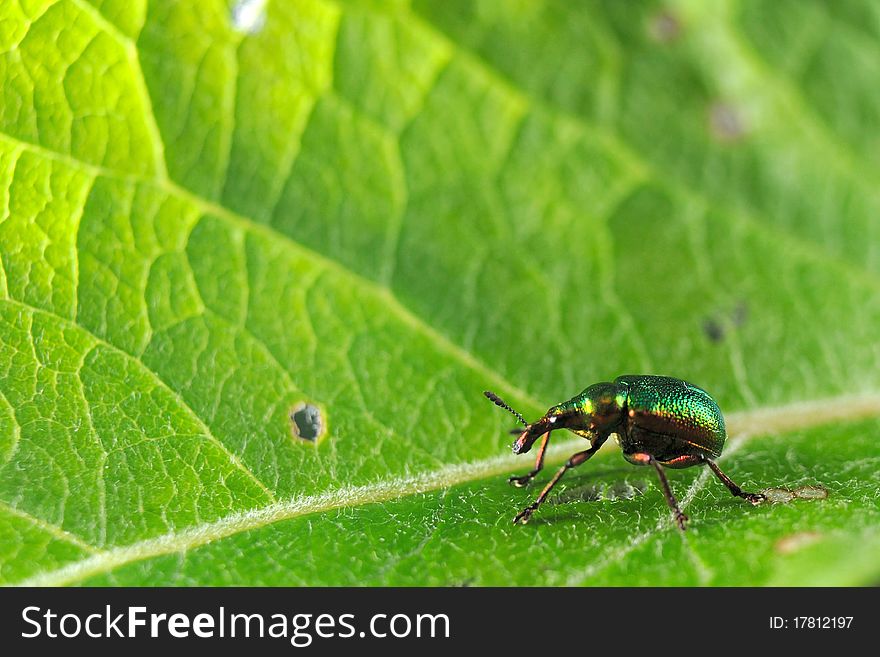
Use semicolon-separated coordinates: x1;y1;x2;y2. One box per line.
14;392;880;586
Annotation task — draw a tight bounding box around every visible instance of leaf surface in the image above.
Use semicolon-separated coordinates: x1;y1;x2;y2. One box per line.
1;0;879;586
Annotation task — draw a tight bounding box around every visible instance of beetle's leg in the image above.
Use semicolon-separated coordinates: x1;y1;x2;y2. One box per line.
704;459;765;505
513;434;608;524
508;431;551;487
649;458;689;531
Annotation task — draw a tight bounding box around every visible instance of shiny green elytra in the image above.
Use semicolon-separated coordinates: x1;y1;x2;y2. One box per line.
485;375;765;529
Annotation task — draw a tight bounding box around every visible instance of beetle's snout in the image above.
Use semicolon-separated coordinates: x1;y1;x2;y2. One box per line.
512;429;533;454
512;417;554;454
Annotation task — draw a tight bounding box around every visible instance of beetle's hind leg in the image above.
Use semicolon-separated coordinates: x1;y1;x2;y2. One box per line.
704;458;765;505
648;457;689;531
508;431;550;487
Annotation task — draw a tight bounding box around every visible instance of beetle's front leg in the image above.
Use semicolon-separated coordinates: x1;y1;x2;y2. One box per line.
508;431;551;487
514;434;609;524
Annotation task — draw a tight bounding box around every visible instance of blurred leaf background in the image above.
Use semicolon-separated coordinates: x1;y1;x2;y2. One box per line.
0;0;879;585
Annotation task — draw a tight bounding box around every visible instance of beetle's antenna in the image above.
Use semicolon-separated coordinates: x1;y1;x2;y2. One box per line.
484;390;528;427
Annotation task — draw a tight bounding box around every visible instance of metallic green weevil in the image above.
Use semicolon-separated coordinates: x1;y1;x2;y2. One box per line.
485;375;765;529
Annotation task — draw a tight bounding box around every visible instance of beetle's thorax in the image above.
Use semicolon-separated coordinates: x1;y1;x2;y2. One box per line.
549;381;627;434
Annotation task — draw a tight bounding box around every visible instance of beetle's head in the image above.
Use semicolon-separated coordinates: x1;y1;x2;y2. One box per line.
506;383;625;452
485;389;620;455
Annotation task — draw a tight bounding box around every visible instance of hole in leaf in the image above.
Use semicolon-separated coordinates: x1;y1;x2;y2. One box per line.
290;403;326;443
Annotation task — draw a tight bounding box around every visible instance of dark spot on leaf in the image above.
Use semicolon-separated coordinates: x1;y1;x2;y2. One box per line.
775;531;823;555
762;485;828;504
647;10;682;44
732;300;749;326
702;318;725;343
703;301;750;342
709;102;748;142
290;403;325;443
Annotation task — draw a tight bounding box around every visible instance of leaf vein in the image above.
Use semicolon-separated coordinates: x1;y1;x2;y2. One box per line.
1;297;277;503
0;499;97;553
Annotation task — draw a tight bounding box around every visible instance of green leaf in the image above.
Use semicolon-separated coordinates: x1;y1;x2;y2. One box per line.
1;0;879;586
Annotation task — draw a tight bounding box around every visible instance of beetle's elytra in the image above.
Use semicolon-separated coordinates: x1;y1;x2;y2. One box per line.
485;375;765;529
